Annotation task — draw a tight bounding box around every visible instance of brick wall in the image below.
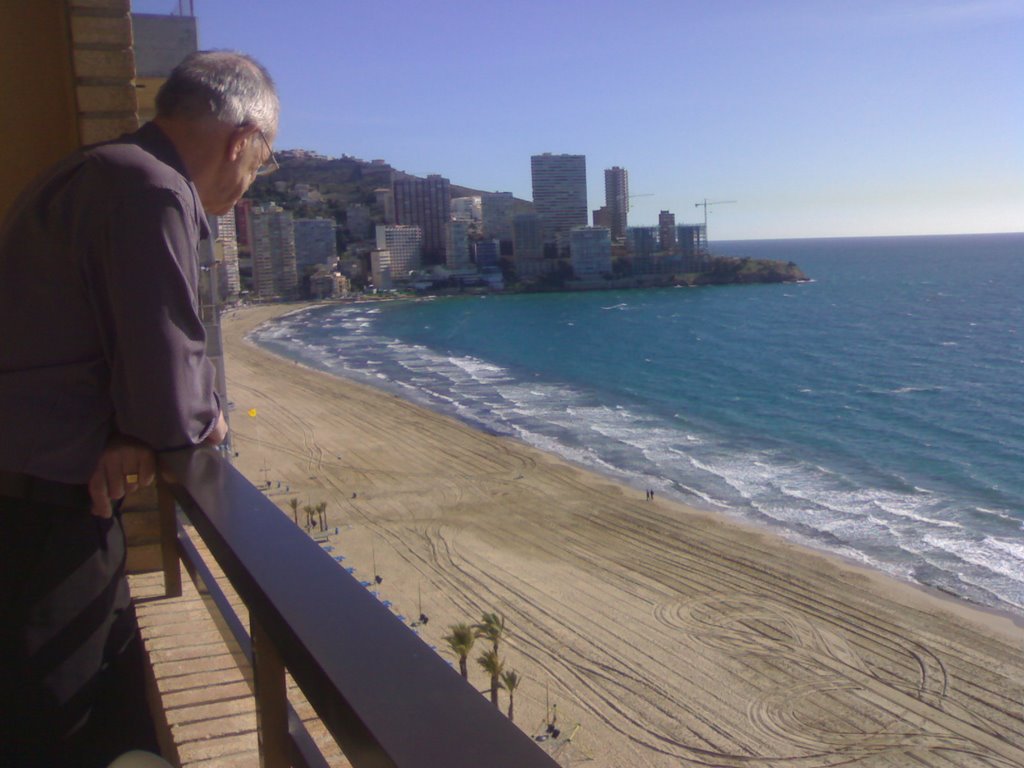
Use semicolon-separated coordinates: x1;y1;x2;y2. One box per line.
68;0;139;145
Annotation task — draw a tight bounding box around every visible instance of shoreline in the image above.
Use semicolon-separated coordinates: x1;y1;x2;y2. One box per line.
221;302;1024;768
232;301;1024;635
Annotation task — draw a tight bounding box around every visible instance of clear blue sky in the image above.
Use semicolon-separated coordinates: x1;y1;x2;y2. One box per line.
134;0;1023;240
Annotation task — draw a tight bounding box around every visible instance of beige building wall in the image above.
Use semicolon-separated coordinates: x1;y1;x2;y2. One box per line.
1;1;138;220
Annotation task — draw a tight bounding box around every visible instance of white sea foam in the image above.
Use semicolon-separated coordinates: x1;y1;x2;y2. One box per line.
872;497;962;529
447;355;512;384
974;506;1015;521
673;482;727;509
508;423;624;477
951;571;1024;611
891;386;940;394
923;534;1024;582
986;537;1024;569
778;530;918;581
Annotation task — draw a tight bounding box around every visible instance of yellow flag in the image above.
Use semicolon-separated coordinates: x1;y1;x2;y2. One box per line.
248;408;257;418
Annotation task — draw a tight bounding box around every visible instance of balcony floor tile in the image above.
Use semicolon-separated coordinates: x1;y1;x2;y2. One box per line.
128;532;351;767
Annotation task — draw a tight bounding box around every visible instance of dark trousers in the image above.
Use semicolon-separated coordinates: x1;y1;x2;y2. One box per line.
0;495;159;767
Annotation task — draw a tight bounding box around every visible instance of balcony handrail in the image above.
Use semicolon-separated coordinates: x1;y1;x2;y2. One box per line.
157;445;560;768
172;516;330;768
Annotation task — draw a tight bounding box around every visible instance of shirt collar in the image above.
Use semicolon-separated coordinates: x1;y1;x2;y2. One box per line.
133;121;192;180
133;122;211;240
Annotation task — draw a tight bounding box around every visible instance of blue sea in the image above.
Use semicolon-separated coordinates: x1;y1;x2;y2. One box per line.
250;233;1024;617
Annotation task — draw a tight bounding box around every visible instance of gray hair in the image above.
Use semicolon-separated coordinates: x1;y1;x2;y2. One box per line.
156;50;279;136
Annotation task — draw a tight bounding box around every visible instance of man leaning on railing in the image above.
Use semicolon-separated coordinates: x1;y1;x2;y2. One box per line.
0;50;279;768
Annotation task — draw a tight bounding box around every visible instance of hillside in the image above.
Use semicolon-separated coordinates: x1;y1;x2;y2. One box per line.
246;149;533;220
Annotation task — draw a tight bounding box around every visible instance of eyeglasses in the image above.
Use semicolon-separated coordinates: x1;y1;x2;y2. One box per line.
255;130;279;177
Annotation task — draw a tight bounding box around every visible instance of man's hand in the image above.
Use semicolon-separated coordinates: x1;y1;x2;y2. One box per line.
88;435;156;518
203;411;229;446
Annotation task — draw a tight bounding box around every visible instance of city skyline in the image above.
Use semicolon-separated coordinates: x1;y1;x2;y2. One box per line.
131;0;1023;240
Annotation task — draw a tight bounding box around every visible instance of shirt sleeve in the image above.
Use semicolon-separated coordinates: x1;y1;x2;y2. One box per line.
89;185;221;451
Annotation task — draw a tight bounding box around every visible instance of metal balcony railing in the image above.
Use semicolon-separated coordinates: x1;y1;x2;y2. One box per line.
156;446;560;768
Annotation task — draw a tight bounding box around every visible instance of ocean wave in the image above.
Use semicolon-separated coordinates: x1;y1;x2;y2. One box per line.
863;385;945;396
974;506;1016;522
779;531;918;582
872;497;962;529
507;422;626;478
447;355;514;384
669;481;728;509
945;570;1024;612
922;533;1024;583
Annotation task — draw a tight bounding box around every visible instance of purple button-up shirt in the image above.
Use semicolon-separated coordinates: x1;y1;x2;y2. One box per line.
0;123;221;483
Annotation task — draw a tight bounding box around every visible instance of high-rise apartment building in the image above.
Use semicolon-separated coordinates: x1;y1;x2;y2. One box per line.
481;192;515;241
531;153;587;251
251;204;298;299
212;207;240;302
233;199;254;289
627;226;660;275
375;224;423;277
375;188;395;224
569;226;612;278
474;239;501;269
512;213;547;278
446;220;471;270
676;223;707;267
628;226;660;259
370;249;393;292
451;196;482;223
604;166;629;241
293;218;337;273
393;175;451;265
659;210;677;253
512;213;543;260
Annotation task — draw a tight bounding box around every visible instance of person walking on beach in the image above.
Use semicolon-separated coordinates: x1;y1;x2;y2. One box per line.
0;51;279;767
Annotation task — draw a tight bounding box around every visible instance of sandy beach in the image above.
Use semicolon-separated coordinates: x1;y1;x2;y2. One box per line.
222;303;1024;768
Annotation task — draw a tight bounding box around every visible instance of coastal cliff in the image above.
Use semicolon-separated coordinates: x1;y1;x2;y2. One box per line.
520;256;808;293
675;256;808;286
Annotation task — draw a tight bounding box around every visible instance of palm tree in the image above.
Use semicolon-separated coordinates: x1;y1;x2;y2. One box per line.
500;669;521;722
477;648;504;706
474;611;506;655
443;623;475;680
288;497;300;526
303;504;316;532
316;501;327;532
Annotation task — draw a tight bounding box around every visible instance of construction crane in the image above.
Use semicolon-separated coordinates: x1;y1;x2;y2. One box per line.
694;198;736;230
